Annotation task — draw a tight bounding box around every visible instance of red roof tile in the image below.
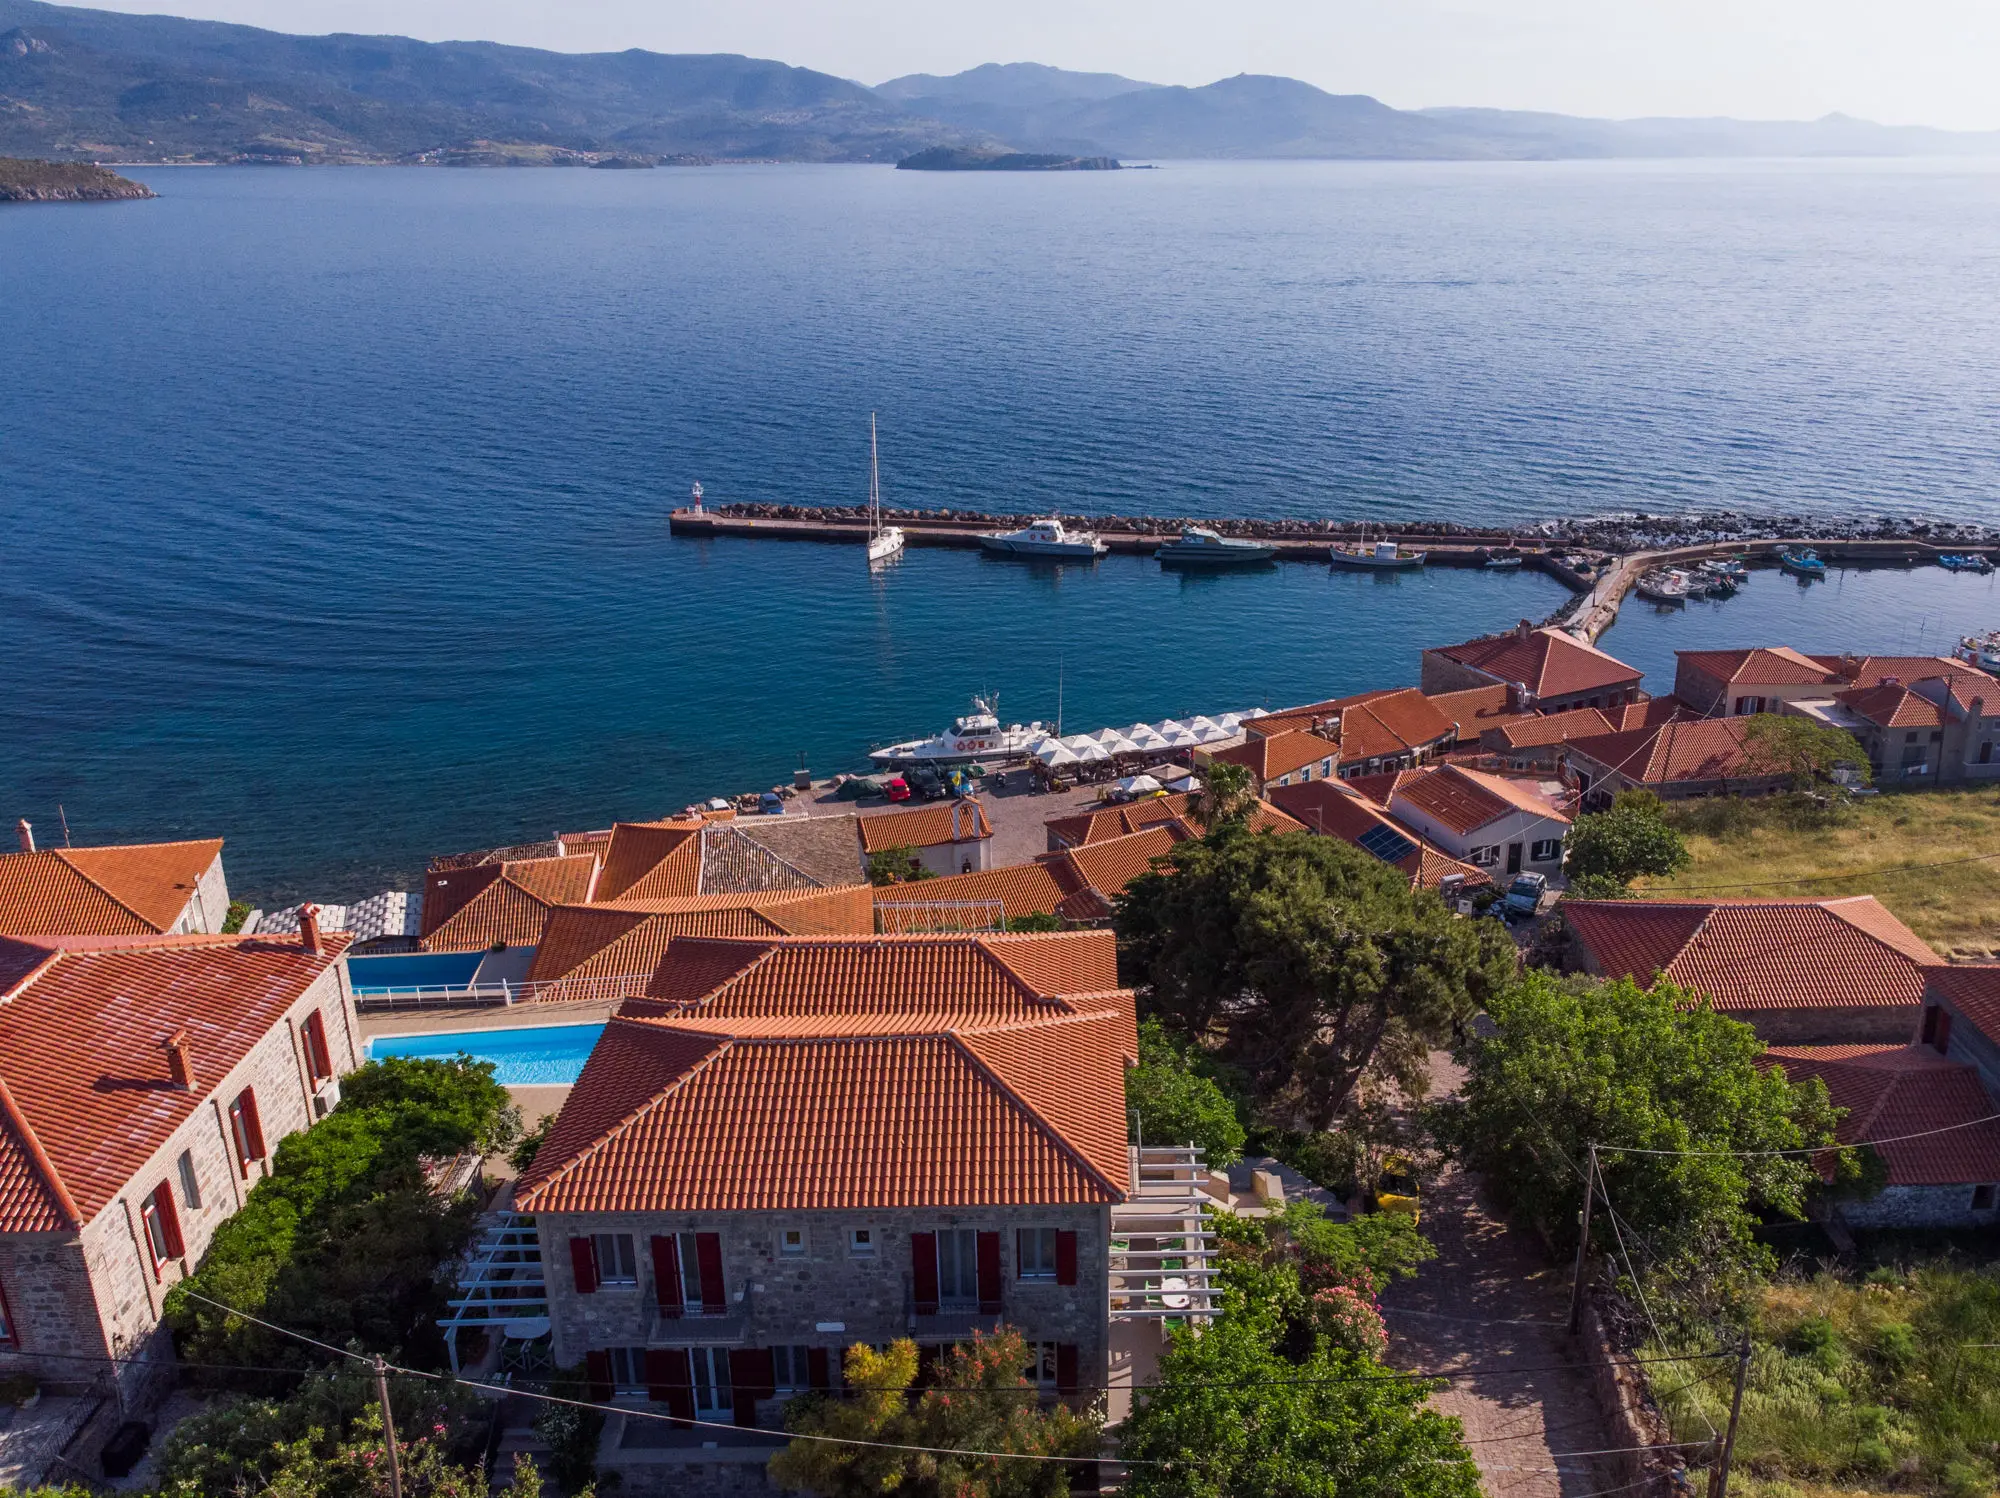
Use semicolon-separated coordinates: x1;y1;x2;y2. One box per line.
1425;683;1526;728
858;802;994;854
873;865;1071;924
528;888;875;985
1678;648;1841;688
1612;696;1696;731
1390;763;1570;836
0;840;222;937
1813;655;2000;693
592;821;704;901
1431;626;1643;701
1252;689;1456;761
1040;824;1190;921
420;853;599;952
1206;730;1340;782
1930;966;2000;1044
1566;897;1939;1015
1759;1045;2000;1186
1485;707;1614;751
1563;718;1762;786
1342;769;1421;807
0;931;350;1231
515;1005;1134;1213
1835;684;1947;729
1044;795;1190;850
1266;782;1492;892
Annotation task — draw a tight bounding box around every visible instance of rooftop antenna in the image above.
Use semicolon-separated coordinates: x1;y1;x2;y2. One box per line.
57;804;72;847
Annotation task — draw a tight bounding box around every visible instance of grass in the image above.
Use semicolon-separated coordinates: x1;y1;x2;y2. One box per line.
1651;1265;2000;1498
1632;788;2000;955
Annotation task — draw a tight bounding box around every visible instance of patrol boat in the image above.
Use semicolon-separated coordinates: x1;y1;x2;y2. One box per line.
978;517;1109;560
868;697;1048;768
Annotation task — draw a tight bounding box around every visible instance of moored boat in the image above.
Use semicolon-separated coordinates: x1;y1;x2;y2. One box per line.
869;696;1048;768
864;413;904;566
1939;553;1995;574
1957;632;2000;673
978;517;1109;560
1635;569;1690;604
1330;537;1426;570
1482;552;1524;570
1778;547;1827;579
1155;526;1276;567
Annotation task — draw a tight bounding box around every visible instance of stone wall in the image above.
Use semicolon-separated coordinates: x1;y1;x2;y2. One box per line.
1419;652;1497;698
1730;1002;1922;1046
1838;1183;2000;1231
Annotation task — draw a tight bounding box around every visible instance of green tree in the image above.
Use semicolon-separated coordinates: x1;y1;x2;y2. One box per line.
1190;760;1259;830
1559;872;1634;901
1127;1019;1248;1164
1005;910;1064;932
771;1329;1098;1498
868;845;936;886
1117;830;1515;1130
1442;970;1853;1283
1563;793;1690;887
1741;713;1873;791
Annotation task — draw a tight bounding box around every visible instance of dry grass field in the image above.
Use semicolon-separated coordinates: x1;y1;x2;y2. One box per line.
1634;787;2000;957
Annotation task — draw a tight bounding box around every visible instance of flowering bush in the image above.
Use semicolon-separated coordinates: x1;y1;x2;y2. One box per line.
1310;1283;1388;1358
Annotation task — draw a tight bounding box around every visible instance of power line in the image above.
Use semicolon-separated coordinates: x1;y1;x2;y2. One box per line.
1594;1114;2000;1158
1654;845;2000;891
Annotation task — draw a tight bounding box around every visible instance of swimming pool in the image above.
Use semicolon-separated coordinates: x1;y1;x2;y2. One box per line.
367;1023;606;1086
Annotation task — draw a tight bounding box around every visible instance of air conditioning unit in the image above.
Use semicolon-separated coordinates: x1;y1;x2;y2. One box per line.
312;1077;342;1118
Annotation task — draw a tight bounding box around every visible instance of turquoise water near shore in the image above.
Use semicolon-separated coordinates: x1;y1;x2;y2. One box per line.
6;162;2000;901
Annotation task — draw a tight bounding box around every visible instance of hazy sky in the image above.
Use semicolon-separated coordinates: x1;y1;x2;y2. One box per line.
82;0;2000;130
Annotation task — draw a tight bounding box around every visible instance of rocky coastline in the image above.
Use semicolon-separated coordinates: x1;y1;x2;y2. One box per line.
0;157;155;202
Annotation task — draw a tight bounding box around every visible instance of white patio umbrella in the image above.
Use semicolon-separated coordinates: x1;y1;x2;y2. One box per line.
1185;715;1222;735
1154;719;1190;736
1060;734;1099;752
1073;741;1113;762
1159;726;1201;747
1116;774;1165;797
1100;735;1143;756
1193;722;1233;743
1126;724;1169;748
1212;713;1243;733
1035;740;1079;766
1089;727;1125;744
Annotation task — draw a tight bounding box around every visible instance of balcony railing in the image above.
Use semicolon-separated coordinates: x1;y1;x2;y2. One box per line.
646;1286;756;1347
352;971;657;1011
1110;1145;1224;1321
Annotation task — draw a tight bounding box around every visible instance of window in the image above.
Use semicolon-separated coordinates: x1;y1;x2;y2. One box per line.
1026;1340;1060;1389
778;1227;807;1257
228;1088;266;1177
848;1227;875;1258
177;1149;202;1211
0;1278;14;1347
937;1229;979;1306
1017;1228;1058;1280
651;1232;725;1313
1530;838;1562;863
140;1181;185;1274
1468;845;1502;868
302;1010;334;1085
593;1233;638;1286
690;1347;733;1413
606;1346;648;1391
1973;1184;1997;1211
1982;742;1994;765
771;1345;815;1392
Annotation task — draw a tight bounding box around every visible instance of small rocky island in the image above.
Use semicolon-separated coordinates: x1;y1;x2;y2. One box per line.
0;157;155;202
897;146;1122;171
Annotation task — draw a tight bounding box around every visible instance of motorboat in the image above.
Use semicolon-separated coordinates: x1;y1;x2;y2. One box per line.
869;696;1048;768
1482;553;1525;571
1634;569;1690;604
1778;547;1827;579
863;413;904;566
1957;632;2000;673
1155;526;1276;567
978;517;1109;560
1939;553;1995;574
1330;537;1426;570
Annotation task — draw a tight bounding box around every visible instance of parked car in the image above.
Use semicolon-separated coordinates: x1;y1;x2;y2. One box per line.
1372;1155;1421;1224
1503;872;1548;917
759;791;786;815
883;777;912;803
907;766;949;801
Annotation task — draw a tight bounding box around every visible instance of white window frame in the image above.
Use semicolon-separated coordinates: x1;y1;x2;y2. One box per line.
1025;1340;1060;1391
607;1346;647;1391
778;1226;808;1257
141;1190;175;1268
771;1344;814;1392
1468;845;1502;868
848;1226;876;1258
937;1228;979;1307
690;1347;733;1413
1017;1227;1058;1281
593;1232;638;1287
1530;838;1562;863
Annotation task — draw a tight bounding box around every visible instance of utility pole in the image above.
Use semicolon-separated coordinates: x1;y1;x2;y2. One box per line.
374;1355;404;1498
1567;1144;1598;1334
1708;1333;1753;1498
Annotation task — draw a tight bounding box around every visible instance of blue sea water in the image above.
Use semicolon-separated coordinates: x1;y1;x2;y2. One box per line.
368;1023;607;1086
6;160;2000;902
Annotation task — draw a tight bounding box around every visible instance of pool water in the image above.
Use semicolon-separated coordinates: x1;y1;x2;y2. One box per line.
347;951;486;992
368;1023;606;1085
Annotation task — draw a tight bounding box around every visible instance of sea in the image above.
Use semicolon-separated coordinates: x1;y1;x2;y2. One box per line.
6;159;2000;904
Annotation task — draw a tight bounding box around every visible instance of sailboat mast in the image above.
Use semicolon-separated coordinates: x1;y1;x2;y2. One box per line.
869;412;880;540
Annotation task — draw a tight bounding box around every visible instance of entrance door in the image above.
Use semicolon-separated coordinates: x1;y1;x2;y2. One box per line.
1506;842;1523;874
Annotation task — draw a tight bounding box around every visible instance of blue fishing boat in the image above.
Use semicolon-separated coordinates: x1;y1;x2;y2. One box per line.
1939;553;1995;574
1778;547;1828;579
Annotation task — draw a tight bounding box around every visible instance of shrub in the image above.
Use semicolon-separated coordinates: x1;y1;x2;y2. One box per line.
1565;799;1690;886
1126;1019;1248;1165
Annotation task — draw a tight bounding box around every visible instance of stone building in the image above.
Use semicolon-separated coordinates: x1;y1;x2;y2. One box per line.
1420;622;1646;715
0;912;360;1413
514;929;1143;1494
0;830;230;937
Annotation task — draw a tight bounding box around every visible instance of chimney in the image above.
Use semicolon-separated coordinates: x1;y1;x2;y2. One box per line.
1516;619;1532;640
298;902;323;956
15;819;32;853
163;1030;195;1091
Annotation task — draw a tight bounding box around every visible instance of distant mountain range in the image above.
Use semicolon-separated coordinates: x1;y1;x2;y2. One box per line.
5;0;1999;166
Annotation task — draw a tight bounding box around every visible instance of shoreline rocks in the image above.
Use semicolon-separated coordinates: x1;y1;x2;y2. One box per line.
0;157;155;202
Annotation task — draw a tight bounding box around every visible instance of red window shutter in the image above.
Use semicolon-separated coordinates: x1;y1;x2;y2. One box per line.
155;1182;186;1259
651;1347;694;1423
585;1349;612;1401
695;1232;726;1311
730;1349;774;1425
807;1346;831;1390
238;1089;266;1161
303;1011;332;1082
976;1230;1002;1314
1055;1230;1078;1286
1056;1342;1079;1396
910;1231;938;1313
650;1235;683;1314
568;1236;598;1294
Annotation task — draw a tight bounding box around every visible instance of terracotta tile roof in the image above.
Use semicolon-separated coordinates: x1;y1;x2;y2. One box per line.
1390;763;1570;837
1813;655;1999;693
1044;795;1191;850
1563;718;1762;787
1206;729;1340;782
1267;782;1492;892
1612;696;1695;731
0;840;222;937
0;930;350;1232
1431;626;1643;700
733;814;867;888
1425;684;1526;728
1245;800;1308;837
1565;897;1940;1015
1342;769;1420;808
528;887;876;985
641;930;1120;1020
515;1004;1134;1213
592;821;704;901
1759;1045;2000;1186
1930;966;2000;1043
1040;823;1190;921
1678;647;1841;688
1835;684;1947;730
873;864;1071;924
419;853;600;953
1252;689;1456;760
857;802;995;854
1486;707;1614;751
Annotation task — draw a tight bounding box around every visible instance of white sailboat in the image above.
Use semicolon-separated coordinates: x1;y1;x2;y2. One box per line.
865;413;905;566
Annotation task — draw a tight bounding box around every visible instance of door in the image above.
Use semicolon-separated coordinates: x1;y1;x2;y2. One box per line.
1506;842;1523;874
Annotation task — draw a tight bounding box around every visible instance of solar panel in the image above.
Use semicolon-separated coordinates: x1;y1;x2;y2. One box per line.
1356;823;1419;864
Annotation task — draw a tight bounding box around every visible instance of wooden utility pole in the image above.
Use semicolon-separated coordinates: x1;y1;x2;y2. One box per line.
1708;1333;1753;1498
1567;1144;1598;1334
374;1355;404;1498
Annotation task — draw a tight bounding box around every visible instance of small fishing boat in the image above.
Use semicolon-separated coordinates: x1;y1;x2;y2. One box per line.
1778;547;1827;579
870;696;1048;768
1330;537;1426;570
1939;553;1995;574
1957;632;2000;673
864;413;904;566
1155;526;1277;567
978;517;1109;560
1482;553;1524;571
1635;569;1690;604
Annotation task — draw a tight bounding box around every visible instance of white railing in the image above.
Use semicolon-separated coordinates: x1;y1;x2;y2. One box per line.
353;971;659;1011
439;1212;548;1373
875;898;1009;934
1110;1145;1224;1321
